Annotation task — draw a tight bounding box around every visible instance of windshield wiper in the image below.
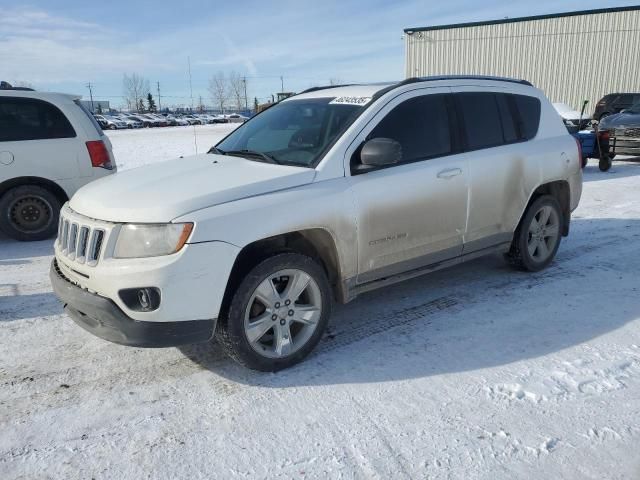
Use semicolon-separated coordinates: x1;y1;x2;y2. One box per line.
223;149;280;164
207;146;226;155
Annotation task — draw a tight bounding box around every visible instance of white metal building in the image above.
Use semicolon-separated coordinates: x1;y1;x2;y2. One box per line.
404;6;640;113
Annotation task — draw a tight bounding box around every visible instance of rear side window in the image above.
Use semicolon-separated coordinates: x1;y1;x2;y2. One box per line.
368;94;451;163
496;94;518;143
512;95;541;140
458;92;504;150
74;99;105;136
0;97;76;142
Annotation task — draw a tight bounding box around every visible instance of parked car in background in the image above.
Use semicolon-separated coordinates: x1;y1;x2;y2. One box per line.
93;114;109;129
125;114;154;128
553;102;589;133
50;76;581;371
599;102;640;160
0;84;116;241
182;114;202;125
104;115;128;130
225;113;249;123
593;93;640;121
113;114;143;129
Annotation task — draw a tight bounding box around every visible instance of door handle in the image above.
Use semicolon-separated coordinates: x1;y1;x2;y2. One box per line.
437;167;462;179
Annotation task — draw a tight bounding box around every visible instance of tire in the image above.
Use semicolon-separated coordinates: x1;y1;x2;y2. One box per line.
581;156;588;168
109;124;116;130
599;156;612;172
506;195;562;272
0;185;61;241
216;253;331;371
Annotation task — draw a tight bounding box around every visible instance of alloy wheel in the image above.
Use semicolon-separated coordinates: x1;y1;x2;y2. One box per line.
527;205;560;262
244;269;322;358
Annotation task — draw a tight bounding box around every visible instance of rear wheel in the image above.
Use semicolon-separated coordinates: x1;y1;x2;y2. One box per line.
599;156;612;172
506;195;562;272
216;253;331;371
0;185;61;241
581;156;588;168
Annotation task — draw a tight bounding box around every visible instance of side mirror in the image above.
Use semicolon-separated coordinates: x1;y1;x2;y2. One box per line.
354;138;402;173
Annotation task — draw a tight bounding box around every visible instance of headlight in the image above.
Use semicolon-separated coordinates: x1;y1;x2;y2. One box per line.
114;223;193;259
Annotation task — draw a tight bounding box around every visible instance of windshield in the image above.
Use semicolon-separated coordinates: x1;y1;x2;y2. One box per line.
216;97;364;167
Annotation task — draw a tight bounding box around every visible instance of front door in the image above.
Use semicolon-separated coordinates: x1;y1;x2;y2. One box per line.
346;88;469;284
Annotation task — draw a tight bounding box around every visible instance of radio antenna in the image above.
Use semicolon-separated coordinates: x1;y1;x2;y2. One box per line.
188;56;198;154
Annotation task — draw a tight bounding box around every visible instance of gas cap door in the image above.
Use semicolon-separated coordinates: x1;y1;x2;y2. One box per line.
0;151;14;165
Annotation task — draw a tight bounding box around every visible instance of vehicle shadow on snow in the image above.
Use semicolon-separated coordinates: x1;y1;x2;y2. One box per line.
0;232;54;261
583;158;640;182
179;217;640;387
0;286;62;321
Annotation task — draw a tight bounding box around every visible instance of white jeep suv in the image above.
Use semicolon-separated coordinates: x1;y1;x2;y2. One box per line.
51;76;582;371
0;84;116;241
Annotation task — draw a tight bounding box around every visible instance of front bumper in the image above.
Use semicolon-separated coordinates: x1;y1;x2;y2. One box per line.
51;259;215;347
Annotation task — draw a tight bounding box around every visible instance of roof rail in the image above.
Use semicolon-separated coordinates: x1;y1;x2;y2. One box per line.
298;84;356;94
408;75;533;87
0;81;35;91
369;75;532;102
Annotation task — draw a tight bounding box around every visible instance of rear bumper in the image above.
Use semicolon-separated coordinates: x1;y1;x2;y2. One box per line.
50;259;215;347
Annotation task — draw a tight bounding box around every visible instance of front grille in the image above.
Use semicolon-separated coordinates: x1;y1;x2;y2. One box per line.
57;206;111;266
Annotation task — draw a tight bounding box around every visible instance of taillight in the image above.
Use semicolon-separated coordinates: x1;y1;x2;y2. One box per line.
86;140;112;169
574;136;583;168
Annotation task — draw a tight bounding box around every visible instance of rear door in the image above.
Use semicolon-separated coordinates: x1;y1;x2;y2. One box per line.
453;89;541;252
0;96;81;183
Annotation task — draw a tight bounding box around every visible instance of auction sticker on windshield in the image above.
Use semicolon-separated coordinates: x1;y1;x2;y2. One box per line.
329;96;372;106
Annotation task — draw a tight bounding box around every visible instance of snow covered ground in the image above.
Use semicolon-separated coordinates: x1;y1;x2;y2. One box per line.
1;127;640;479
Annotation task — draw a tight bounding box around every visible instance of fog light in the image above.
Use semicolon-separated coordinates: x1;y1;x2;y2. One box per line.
119;287;161;312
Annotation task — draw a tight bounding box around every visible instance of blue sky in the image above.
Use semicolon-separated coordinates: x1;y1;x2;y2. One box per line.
1;0;637;109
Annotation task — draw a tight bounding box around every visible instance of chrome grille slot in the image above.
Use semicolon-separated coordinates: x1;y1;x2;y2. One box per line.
88;230;105;264
61;220;70;251
77;227;90;261
68;223;79;259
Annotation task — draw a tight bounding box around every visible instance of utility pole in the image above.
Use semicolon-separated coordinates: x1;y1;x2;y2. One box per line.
280;75;284;93
242;76;248;110
156;81;162;112
86;82;94;112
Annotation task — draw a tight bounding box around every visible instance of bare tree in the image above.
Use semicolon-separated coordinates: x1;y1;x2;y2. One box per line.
123;73;150;112
228;71;245;111
208;72;229;113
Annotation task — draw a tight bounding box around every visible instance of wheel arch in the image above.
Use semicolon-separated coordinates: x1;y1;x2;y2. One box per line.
219;228;345;319
0;176;70;205
520;180;571;236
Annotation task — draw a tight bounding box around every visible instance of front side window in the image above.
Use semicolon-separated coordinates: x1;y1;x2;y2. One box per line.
0;97;76;142
216;97;363;167
367;94;451;163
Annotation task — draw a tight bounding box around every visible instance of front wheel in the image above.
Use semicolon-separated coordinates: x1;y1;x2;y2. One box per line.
216;253;331;371
0;185;61;241
506;195;562;272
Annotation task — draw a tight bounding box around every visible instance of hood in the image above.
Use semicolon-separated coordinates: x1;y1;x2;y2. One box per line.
70;154;316;223
553;103;582;120
599;111;640;129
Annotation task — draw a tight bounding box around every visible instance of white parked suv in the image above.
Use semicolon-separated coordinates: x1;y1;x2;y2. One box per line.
51;76;582;371
0;85;116;241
